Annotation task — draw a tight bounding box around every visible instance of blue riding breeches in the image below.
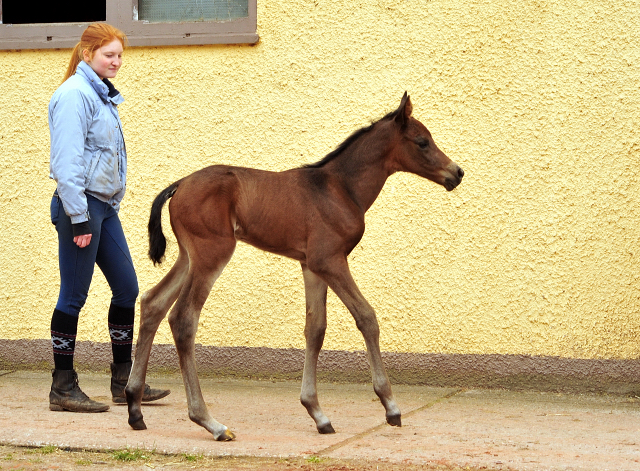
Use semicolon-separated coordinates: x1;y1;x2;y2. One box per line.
51;192;139;317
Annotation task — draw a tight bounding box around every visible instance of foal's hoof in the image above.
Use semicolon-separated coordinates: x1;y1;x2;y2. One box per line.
317;423;336;434
128;416;147;430
386;413;402;427
216;429;236;441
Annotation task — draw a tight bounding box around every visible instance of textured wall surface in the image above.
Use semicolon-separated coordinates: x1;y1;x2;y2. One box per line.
1;0;639;360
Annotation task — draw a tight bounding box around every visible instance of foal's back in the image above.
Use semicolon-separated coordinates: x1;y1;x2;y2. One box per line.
167;164;358;262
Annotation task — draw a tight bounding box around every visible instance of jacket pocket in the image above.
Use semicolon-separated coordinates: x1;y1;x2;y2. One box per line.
86;147;120;197
86;149;102;184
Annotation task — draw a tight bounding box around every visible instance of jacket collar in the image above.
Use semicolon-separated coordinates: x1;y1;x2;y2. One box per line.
76;61;124;106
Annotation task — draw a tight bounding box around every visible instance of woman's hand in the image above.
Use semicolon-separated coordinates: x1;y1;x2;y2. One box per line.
74;234;92;248
71;221;91;247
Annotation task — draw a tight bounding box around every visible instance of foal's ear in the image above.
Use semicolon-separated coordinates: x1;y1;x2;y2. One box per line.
394;92;413;127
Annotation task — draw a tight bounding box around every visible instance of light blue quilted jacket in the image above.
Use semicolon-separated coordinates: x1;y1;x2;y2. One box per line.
49;60;127;224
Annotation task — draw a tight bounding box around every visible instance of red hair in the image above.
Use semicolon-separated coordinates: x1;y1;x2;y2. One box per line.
63;23;127;83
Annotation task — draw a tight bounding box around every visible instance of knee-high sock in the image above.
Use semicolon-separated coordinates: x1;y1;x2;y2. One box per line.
51;309;78;370
108;303;135;364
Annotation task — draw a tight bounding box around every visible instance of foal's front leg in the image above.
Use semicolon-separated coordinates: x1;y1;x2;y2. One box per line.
320;259;401;427
300;266;334;434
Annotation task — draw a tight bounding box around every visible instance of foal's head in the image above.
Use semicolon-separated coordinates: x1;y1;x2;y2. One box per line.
389;93;464;191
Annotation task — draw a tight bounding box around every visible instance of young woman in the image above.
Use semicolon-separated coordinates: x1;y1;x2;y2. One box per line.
48;23;169;412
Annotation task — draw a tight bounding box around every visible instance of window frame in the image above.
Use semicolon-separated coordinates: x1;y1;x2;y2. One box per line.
0;0;258;50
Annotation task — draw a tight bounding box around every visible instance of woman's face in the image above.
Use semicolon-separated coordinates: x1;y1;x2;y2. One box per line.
83;38;123;80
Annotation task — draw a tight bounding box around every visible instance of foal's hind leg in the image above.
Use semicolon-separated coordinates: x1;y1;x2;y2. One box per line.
299;265;334;434
169;243;236;441
127;251;189;430
315;258;401;427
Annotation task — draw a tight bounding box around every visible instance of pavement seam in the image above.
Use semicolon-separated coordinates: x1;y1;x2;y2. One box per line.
314;388;465;457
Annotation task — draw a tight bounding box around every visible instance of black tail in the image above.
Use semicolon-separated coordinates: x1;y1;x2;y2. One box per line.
148;181;181;265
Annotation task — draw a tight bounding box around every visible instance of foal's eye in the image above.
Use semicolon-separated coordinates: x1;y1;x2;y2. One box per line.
417;139;429;149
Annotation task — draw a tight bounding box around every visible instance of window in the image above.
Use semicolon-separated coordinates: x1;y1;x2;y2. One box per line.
0;0;258;50
3;1;106;24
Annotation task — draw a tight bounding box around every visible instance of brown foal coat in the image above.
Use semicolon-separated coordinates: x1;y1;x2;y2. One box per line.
126;93;464;440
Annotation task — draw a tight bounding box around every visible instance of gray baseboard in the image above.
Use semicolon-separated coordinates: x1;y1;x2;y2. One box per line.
1;339;639;395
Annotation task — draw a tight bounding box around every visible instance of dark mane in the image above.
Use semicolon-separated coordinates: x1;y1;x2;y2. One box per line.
303;110;397;169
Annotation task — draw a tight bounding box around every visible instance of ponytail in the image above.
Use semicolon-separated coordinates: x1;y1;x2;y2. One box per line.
61;23;127;84
62;42;84;83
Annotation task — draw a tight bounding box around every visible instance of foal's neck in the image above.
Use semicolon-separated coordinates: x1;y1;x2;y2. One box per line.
327;125;396;212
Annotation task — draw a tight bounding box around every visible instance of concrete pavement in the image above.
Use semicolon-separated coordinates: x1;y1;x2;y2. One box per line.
1;370;639;470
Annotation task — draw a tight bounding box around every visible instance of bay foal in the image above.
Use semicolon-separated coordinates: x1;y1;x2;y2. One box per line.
126;93;464;440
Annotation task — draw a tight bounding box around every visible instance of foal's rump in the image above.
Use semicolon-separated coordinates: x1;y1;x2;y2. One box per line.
148;165;239;265
149;165;315;265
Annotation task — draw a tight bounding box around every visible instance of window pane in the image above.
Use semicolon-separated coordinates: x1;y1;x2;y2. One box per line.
138;0;248;23
2;0;106;24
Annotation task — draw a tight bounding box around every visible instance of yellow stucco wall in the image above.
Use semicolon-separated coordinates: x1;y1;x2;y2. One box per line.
1;0;639;360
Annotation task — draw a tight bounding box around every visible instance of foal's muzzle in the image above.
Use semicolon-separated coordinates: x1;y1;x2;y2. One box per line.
443;165;464;191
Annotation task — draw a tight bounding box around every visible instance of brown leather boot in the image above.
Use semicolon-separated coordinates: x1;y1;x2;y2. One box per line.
110;361;171;404
49;369;110;413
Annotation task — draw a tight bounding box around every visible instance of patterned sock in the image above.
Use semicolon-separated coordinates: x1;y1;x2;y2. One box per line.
51;309;78;370
108;303;134;364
